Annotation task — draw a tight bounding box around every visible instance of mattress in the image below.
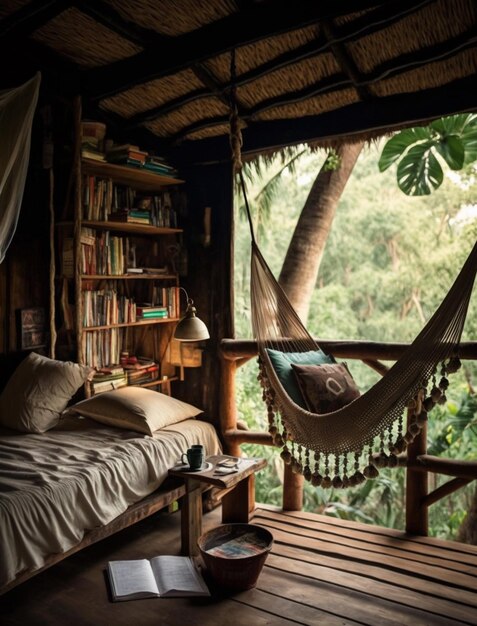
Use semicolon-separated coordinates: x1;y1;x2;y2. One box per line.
0;415;221;588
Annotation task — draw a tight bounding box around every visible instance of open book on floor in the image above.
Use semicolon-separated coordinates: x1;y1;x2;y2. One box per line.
108;555;210;601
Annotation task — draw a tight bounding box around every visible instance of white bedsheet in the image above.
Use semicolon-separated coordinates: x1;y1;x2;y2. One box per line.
0;416;221;588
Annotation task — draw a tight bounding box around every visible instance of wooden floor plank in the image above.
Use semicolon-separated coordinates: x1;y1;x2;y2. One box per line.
232;587;363;626
2;504;477;626
254;515;477;592
257;568;468;626
272;541;477;608
255;507;477;568
266;506;477;557
264;549;475;624
255;509;477;572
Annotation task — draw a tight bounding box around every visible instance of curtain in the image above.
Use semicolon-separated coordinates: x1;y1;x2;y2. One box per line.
0;72;41;264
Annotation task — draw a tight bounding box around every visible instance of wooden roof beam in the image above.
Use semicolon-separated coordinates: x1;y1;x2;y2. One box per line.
115;0;434;130
72;0;161;48
168;28;476;143
172;75;477;164
250;27;477;119
74;0;250;120
83;0;397;100
321;19;373;102
0;0;72;42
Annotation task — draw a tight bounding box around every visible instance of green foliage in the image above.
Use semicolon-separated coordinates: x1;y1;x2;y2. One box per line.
379;113;477;195
234;139;477;540
322;148;341;171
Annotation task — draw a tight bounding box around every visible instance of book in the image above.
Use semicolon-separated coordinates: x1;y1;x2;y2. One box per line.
91;376;128;394
107;556;210;601
97;365;124;375
82;147;106;162
136;306;168;315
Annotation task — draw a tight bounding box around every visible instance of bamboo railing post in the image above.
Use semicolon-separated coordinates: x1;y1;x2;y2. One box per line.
406;409;428;535
220;356;241;457
283;464;304;511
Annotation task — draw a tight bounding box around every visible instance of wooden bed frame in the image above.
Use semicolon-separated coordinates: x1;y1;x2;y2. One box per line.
0;481;187;595
0;350;222;595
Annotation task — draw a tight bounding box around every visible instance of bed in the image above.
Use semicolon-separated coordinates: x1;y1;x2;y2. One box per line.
0;352;222;593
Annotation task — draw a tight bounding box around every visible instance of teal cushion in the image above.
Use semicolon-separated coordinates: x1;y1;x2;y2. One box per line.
266;348;334;408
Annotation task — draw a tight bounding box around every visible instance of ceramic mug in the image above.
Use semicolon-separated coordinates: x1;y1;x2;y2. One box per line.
181;444;204;470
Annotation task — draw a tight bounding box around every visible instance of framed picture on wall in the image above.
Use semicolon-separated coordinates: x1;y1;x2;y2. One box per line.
16;307;48;350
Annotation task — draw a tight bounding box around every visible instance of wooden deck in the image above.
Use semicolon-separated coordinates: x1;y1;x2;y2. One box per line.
1;504;477;625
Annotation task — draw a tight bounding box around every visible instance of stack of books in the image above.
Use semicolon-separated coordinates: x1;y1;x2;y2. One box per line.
90;365;128;394
144;156;179;178
106;144;148;167
136;305;168;319
123;357;160;386
81;121;106;162
109;209;152;225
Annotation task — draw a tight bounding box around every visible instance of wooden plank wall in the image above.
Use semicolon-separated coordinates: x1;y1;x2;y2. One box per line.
175;161;234;425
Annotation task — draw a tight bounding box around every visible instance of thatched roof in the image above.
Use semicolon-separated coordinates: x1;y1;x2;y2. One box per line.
0;0;476;163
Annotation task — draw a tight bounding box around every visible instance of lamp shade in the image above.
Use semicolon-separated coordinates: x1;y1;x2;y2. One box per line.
174;301;210;342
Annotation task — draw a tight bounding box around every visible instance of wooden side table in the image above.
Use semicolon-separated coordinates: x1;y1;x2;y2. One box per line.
168;455;267;556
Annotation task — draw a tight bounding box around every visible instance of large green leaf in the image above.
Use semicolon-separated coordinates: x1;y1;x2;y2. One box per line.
378;127;432;172
397;143;443;195
461;128;477;164
435;135;465;170
430;114;469;136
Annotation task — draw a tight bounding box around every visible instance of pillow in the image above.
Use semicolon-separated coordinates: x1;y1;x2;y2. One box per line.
65;386;203;435
0;352;93;433
291;362;360;414
266;348;334;408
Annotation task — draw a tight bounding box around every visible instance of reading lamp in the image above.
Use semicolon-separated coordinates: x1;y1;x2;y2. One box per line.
174;287;210;342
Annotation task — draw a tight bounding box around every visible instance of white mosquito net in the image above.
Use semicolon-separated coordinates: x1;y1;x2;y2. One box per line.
0;72;41;263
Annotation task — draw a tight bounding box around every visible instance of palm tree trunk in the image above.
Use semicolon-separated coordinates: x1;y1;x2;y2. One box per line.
279;140;364;322
278;140;364;511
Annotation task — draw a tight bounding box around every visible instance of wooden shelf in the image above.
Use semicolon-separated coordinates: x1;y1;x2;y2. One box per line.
140;377;178;389
81;274;178;280
57;220;182;235
81;158;184;191
82;318;179;331
82;220;182;235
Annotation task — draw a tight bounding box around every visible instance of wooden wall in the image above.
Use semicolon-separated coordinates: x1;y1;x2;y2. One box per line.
0;116;50;354
175;161;234;422
0;88;235;426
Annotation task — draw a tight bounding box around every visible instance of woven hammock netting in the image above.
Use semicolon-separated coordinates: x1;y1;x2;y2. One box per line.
243;174;477;489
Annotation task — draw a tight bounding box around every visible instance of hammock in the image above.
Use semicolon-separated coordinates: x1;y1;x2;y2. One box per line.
241;172;477;488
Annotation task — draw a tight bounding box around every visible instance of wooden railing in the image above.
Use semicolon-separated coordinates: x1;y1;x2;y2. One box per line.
220;338;477;536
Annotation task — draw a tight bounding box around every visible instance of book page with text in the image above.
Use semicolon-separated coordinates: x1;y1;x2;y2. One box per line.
151;556;209;597
108;559;159;600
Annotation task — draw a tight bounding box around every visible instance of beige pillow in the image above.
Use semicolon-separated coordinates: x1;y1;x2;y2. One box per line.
0;352;93;433
65;386;203;435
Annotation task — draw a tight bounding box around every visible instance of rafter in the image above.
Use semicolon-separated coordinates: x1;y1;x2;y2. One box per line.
321;19;372;102
250;28;477;119
166;27;477;144
172;75;477;164
112;0;433;130
83;0;393;100
72;0;161;47
0;0;71;41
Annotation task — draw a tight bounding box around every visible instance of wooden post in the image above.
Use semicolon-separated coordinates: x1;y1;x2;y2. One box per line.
283;465;304;511
180;479;202;556
222;474;254;523
220;356;241;457
406;409;428;535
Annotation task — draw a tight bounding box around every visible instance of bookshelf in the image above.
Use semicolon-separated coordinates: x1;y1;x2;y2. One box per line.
58;157;187;396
